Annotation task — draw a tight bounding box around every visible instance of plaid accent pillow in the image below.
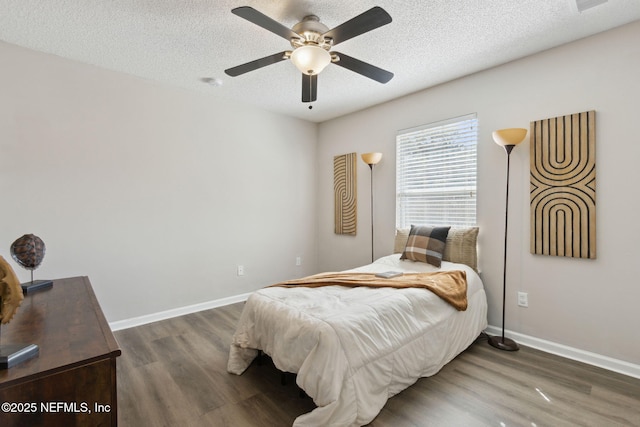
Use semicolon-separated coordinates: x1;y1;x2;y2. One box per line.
394;227;480;272
400;225;451;267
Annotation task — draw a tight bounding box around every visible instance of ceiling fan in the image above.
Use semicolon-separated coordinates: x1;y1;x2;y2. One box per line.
224;6;394;103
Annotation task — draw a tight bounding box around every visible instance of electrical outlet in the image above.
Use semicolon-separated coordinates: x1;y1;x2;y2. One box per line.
518;292;528;307
237;265;245;276
296;256;302;266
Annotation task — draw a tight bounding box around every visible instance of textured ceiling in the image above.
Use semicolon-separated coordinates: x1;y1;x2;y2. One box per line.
1;1;639;122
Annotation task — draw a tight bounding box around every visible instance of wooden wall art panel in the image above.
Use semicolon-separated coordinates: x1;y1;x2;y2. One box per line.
334;153;357;235
530;110;596;258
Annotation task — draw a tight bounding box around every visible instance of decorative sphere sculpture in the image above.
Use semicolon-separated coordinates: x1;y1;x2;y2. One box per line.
11;234;46;271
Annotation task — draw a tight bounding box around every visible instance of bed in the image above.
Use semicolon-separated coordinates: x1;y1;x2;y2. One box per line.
228;226;487;426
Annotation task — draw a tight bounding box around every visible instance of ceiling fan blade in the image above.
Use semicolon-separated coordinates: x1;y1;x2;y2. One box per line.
322;7;392;46
232;6;300;41
225;51;289;77
332;52;393;83
302;74;318;103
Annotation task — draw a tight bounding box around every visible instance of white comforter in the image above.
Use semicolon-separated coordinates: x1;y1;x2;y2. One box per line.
228;255;488;426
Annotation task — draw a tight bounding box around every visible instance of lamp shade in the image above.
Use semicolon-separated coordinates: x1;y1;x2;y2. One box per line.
361;152;383;165
290;45;331;75
492;128;528;146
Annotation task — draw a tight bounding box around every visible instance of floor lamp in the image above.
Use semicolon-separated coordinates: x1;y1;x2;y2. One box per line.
361;152;382;263
489;128;527;352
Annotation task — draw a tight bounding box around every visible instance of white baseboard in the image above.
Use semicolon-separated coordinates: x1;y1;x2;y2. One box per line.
109;301;639;380
109;292;252;331
485;325;640;380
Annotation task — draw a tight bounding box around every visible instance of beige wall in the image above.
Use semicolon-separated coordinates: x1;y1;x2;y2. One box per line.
317;21;640;366
0;41;318;323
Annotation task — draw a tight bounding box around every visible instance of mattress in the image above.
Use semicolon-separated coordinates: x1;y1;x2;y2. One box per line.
228;254;488;426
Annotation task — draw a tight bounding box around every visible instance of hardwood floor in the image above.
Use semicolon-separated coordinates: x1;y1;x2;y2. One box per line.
115;302;640;426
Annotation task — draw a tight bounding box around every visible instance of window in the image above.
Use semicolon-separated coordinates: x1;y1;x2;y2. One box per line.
396;113;478;228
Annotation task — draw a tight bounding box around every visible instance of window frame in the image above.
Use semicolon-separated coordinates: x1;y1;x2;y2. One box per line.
396;113;478;229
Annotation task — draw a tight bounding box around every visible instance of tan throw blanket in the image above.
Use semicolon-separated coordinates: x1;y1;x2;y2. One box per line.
270;271;468;311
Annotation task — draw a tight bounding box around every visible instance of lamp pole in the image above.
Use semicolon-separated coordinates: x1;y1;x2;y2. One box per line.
488;144;519;351
361;153;382;264
368;163;375;263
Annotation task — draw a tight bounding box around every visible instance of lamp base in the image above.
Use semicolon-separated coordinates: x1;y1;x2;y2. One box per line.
488;335;519;351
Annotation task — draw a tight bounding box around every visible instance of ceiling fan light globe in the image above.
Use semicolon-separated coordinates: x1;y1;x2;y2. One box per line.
291;45;331;75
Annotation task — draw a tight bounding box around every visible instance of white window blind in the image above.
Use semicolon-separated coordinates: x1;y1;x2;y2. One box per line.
396;113;478;228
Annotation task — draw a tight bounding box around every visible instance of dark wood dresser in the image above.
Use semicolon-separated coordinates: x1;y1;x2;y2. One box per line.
0;276;121;426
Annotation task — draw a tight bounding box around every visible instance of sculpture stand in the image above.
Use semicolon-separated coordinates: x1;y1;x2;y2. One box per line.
21;270;53;295
0;343;40;370
0;298;39;370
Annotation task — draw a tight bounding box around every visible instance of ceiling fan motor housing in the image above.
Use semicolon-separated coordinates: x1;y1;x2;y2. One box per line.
291;15;331;49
